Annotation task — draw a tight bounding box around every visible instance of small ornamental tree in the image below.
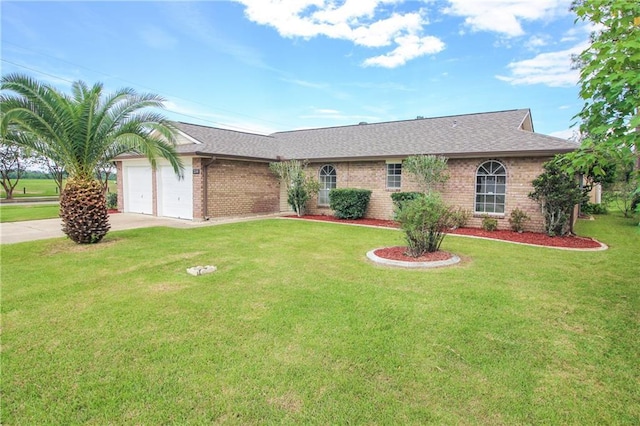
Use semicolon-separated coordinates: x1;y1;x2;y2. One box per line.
529;161;587;236
395;155;452;256
403;155;449;194
396;193;452;256
269;160;319;217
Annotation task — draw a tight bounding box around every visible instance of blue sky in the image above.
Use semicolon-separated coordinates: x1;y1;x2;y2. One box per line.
1;1;591;138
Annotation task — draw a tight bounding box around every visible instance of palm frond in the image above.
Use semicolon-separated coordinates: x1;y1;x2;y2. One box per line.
1;73;181;180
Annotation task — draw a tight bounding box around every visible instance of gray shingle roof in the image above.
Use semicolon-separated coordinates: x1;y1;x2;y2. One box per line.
172;109;577;161
174;122;279;160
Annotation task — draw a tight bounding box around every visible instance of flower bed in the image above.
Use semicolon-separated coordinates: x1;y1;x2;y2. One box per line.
285;215;604;249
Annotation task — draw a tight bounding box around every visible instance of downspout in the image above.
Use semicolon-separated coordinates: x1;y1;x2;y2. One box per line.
201;156;216;220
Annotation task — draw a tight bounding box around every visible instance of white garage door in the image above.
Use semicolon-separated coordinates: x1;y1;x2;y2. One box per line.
158;165;193;219
125;166;153;214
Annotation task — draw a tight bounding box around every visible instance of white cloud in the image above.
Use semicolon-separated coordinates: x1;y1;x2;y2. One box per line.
363;34;445;68
313;108;341;114
560;22;596;42
525;35;549;50
444;0;572;37
234;0;444;68
495;42;587;87
550;128;579;140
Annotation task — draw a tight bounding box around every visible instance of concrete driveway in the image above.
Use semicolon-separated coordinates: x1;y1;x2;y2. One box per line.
0;212;283;244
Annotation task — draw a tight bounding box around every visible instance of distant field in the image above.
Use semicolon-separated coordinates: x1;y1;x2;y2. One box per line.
0;204;60;223
1;179;116;199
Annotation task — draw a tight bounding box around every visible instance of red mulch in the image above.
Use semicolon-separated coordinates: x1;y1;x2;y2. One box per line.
448;227;602;249
374;246;454;262
285;214;603;249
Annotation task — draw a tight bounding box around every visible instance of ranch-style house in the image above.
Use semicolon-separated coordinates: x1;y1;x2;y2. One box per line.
115;108;578;232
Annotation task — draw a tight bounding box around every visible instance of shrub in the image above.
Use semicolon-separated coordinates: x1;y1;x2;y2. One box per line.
106;192;118;209
396;193;452;256
449;207;471;229
508;208;530;232
329;188;372;219
581;202;608;215
482;215;498;231
390;191;423;217
529;161;587;236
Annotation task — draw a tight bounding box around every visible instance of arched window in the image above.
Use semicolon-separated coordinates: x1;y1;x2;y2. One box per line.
318;165;336;206
475;160;506;214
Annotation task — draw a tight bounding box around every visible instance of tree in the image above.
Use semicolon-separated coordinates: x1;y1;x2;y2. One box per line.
403;155;450;194
396;193;452;256
603;154;638;217
0;140;27;200
529;161;587;236
395;155;452;256
564;0;640;195
36;153;66;196
96;159;116;193
269;160;319;216
0;73;183;244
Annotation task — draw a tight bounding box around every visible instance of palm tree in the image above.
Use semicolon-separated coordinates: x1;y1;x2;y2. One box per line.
0;73;183;243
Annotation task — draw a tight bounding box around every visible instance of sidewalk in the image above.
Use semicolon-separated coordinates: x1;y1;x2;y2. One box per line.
0;212;284;244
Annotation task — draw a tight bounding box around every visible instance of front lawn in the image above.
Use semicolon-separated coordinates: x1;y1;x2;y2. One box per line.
1;215;638;424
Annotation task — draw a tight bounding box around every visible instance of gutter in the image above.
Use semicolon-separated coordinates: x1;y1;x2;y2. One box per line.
295;149;577;163
193;151;277;163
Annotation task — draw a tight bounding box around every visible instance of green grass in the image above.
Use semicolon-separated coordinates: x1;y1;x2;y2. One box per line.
2;214;638;424
1;178;116;198
0;203;60;222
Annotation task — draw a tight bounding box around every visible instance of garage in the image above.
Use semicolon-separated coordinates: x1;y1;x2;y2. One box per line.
157;165;193;220
124;166;153;215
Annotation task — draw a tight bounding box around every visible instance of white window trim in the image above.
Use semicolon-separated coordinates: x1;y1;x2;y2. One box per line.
474;160;507;215
318;164;336;206
386;162;402;190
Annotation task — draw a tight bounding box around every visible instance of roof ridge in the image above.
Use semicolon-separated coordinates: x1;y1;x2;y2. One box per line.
271;108;530;135
176;121;275;139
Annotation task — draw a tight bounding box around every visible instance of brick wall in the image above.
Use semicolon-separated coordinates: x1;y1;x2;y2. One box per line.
305;157;551;232
115;161;123;211
205;160;280;218
192;158;205;220
438;157;550;232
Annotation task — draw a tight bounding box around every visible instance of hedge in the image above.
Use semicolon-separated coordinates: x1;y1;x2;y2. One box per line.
390;191;423;210
329;188;372;219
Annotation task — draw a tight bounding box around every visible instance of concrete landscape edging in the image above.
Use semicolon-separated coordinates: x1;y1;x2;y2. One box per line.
366;248;461;269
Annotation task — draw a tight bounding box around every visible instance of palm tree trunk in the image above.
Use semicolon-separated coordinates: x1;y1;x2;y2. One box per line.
60;177;111;244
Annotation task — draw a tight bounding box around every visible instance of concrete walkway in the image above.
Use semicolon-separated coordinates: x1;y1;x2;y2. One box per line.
0;212;284;244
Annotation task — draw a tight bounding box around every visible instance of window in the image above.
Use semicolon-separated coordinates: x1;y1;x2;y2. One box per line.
475;160;506;214
318;165;336;206
386;163;402;189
